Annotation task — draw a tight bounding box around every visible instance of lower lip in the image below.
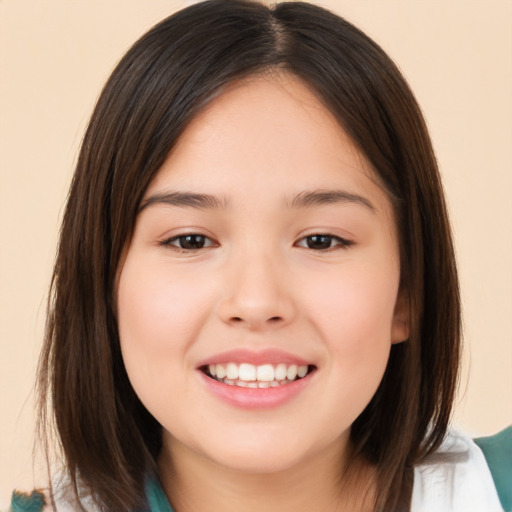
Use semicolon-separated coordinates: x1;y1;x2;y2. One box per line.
198;371;314;409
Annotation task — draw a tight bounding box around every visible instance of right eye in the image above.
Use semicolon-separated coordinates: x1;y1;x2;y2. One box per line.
295;233;353;251
160;234;217;251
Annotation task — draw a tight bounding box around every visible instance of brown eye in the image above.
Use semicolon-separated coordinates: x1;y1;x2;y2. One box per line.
296;234;352;251
162;234;215;250
179;235;207;249
306;235;333;250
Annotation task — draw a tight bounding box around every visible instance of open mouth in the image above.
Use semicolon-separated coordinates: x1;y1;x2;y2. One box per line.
200;362;316;388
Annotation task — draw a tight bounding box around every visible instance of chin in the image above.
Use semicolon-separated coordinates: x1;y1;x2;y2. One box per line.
197;429;327;475
210;447;306;475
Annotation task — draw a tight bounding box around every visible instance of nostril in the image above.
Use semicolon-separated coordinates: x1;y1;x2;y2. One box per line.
226;315;286;327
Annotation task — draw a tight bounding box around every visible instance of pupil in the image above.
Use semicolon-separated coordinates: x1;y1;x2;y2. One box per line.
307;235;331;249
181;235;205;249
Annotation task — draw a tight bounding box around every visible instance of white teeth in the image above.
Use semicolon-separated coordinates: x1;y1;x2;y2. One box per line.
206;362;312;387
226;362;239;380
256;364;274;382
286;365;298;380
275;363;287;380
297;365;308;378
216;364;226;379
239;363;256;381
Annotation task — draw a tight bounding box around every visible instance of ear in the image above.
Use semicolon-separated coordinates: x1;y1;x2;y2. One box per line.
391;289;410;344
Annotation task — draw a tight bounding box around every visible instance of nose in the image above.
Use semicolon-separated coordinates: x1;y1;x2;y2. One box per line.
217;249;295;331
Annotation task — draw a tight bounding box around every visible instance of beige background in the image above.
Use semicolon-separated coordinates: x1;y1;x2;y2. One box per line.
1;0;511;505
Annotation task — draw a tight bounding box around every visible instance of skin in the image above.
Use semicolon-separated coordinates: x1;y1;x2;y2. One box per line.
117;73;409;512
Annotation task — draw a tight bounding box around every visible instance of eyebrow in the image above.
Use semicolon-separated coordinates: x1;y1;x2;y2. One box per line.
139;192;227;212
288;189;376;212
139;188;375;213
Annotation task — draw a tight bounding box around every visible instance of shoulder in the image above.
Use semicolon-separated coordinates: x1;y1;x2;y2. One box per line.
411;428;505;512
9;478;101;512
9;489;52;512
475;426;512;512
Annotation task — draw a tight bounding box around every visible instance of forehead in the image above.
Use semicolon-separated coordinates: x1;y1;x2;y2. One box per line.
146;73;388;212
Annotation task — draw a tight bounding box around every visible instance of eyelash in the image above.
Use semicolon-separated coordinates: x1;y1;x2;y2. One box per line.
159;234;217;252
159;233;353;252
295;234;353;251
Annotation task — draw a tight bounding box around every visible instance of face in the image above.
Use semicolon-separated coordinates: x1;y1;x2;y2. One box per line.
117;74;409;475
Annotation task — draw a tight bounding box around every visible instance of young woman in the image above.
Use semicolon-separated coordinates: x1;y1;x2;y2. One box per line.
10;1;510;511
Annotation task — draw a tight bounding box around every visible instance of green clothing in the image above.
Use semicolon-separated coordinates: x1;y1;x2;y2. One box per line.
475;426;512;512
9;491;45;512
144;478;174;512
9;478;174;512
10;427;512;512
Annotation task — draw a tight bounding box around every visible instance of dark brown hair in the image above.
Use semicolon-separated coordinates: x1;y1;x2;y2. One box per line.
38;1;460;510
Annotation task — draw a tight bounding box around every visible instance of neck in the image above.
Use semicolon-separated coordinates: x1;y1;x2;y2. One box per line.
158;436;376;512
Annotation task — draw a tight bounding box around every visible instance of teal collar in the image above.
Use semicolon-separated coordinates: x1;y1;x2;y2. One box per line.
145;477;175;512
10;477;174;512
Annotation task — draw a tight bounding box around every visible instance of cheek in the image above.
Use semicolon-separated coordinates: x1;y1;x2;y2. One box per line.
118;261;212;353
308;265;398;328
116;259;214;408
301;265;398;424
302;259;399;370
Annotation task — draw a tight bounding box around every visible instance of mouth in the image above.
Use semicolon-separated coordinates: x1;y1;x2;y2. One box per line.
200;362;317;388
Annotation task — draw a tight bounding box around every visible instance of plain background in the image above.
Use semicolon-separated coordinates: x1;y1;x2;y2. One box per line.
1;0;511;505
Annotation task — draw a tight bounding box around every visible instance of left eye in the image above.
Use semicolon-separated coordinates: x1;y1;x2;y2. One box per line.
295;234;352;250
161;234;216;250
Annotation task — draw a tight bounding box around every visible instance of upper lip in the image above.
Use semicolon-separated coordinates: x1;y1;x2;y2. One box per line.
196;348;314;368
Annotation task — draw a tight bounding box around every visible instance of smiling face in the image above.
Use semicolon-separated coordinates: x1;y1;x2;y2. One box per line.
116;74;409;476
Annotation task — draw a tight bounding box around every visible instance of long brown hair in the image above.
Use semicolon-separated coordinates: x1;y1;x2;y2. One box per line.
38;1;461;510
